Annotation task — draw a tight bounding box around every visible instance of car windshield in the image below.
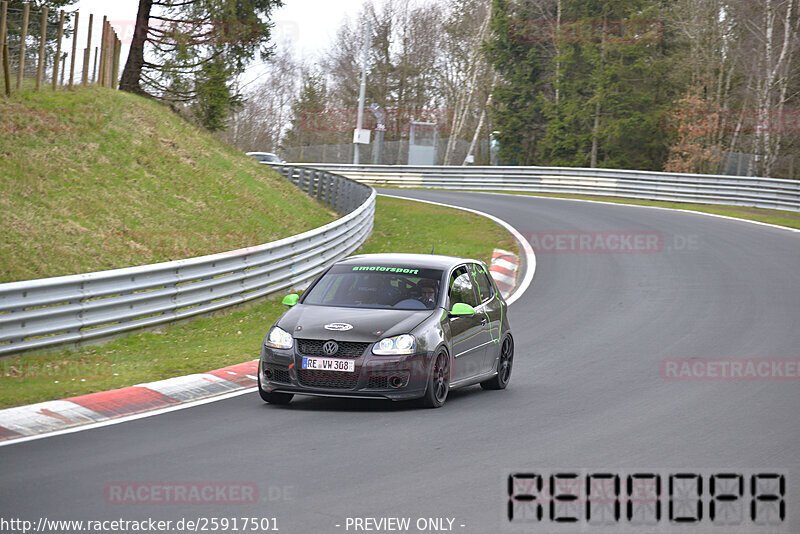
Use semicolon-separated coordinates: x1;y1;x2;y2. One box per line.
303;264;444;310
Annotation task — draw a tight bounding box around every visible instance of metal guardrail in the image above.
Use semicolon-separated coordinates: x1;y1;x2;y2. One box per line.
0;166;375;356
292;164;800;212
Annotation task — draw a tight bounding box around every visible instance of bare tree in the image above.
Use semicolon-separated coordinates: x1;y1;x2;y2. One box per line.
437;0;493;164
741;0;798;176
219;43;303;153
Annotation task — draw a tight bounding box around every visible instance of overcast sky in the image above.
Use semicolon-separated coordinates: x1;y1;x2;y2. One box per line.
69;0;369;83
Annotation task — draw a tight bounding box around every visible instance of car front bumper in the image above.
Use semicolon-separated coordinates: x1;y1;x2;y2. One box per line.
259;346;431;401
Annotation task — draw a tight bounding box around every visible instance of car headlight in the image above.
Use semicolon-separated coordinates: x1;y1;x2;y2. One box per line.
372;334;415;355
265;326;293;350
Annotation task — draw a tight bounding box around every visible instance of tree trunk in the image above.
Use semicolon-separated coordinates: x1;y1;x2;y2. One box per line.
554;0;561;108
463;91;492;165
119;0;153;95
590;18;608;168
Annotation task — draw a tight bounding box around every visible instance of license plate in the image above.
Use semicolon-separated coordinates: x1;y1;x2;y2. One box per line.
302;356;355;373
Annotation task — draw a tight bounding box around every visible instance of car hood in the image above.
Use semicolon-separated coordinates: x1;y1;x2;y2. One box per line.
277;305;437;342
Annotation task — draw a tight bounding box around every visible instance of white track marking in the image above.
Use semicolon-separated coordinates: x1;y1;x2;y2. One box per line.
377;193;537;305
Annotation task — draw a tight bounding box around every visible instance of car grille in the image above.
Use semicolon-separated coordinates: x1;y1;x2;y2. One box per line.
367;375;388;389
296;339;370;358
264;365;291;384
298;369;359;389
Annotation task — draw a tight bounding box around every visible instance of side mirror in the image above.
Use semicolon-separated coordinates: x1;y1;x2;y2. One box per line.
282;293;299;307
449;302;475;316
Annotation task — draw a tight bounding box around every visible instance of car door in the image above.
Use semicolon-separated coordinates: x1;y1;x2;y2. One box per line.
469;262;504;373
447;265;488;381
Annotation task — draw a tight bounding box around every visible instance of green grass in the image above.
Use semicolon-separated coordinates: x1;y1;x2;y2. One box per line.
0;195;517;409
359;196;516;264
477;191;800;230
0;86;336;283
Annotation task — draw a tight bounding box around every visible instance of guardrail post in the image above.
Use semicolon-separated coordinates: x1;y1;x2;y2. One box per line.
346;181;354;212
336;175;345;213
323;174;332;206
314;171;323;202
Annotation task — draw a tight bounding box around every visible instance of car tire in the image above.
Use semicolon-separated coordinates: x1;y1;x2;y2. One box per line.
481;335;513;390
258;372;293;405
422;350;450;408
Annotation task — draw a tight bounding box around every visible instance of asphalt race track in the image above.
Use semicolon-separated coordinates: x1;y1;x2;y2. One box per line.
1;190;798;534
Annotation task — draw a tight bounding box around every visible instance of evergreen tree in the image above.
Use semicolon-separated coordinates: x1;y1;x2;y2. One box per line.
540;1;674;169
119;0;282;131
193;57;242;132
485;0;675;169
281;73;331;158
483;0;551;165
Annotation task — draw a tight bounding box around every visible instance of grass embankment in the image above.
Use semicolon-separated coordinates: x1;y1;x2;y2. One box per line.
0;87;336;282
485;191;800;230
0;196;517;408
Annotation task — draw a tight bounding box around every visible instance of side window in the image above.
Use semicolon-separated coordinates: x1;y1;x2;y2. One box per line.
449;267;478;307
470;263;494;304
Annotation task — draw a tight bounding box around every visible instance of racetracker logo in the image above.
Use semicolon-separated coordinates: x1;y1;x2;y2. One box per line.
104;482;259;505
661;358;800;381
524;231;665;254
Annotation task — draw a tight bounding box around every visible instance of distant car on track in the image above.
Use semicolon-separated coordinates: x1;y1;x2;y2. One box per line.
246;151;283;163
259;253;513;408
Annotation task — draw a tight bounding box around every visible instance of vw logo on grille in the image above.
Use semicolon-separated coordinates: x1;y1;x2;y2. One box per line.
324;323;353;331
322;341;339;356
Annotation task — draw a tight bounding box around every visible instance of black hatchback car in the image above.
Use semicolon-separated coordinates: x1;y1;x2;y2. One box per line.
258;253;513;407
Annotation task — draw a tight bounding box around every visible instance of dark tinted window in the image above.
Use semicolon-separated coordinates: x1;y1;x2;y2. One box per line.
449;266;478;307
471;263;494;303
303;264;444;310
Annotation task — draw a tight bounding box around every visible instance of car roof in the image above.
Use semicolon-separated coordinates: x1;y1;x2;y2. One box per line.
338;253;477;270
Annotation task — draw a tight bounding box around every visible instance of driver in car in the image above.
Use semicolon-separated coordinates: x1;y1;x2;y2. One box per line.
417;280;438;309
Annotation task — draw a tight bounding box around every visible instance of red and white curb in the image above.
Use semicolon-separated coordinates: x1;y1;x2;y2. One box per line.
489;248;520;298
0;360;258;443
